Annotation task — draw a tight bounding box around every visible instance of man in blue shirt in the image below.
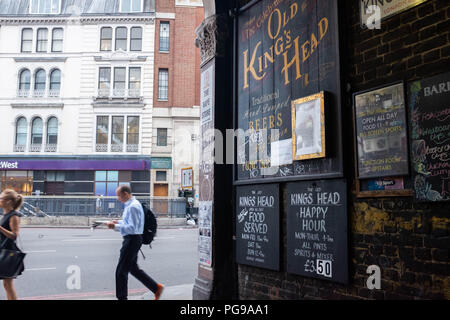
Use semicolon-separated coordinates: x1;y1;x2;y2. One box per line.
106;185;164;300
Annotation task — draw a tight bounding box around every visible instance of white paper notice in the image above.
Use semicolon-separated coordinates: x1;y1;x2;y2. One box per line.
271;139;293;167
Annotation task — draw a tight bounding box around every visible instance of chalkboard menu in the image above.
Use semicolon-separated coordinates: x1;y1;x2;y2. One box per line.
286;179;348;284
236;184;279;270
408;71;450;202
236;0;343;181
354;82;409;178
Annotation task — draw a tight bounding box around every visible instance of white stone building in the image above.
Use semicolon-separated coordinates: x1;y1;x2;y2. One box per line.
0;0;156;197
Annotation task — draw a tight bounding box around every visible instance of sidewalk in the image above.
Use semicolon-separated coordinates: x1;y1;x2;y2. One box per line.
86;284;193;300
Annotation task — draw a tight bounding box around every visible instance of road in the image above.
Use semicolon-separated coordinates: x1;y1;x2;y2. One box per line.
3;227;198;300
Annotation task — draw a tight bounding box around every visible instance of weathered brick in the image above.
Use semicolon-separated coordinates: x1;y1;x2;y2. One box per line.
384;47;411;64
400;272;416;284
401;8;418;24
384;245;398;257
407;55;422;68
431;249;449;262
442;44;450;57
418;3;435;17
358;57;384;73
415;247;432;261
411;11;446;31
419;25;438;41
383;25;411;43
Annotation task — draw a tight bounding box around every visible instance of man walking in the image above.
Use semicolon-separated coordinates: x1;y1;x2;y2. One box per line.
106;185;164;300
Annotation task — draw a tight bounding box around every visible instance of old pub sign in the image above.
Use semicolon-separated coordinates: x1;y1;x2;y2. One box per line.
237;0;343;181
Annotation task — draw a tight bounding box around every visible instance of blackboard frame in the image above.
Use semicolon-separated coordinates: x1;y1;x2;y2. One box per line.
233;0;344;186
352;81;413;198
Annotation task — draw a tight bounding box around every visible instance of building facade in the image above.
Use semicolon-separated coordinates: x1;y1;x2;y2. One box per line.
151;0;203;201
193;0;449;301
0;0;201;201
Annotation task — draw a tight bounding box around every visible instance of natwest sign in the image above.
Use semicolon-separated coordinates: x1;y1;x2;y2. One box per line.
0;161;19;169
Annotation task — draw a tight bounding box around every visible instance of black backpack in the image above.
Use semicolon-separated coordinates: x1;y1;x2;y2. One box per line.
140;201;157;246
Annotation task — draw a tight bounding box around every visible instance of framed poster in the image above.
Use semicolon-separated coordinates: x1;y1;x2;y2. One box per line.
291;92;326;161
408;71;450;202
353;82;409;179
235;0;343;183
181;167;193;189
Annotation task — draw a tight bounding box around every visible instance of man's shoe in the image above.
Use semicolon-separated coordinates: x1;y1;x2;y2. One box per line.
154;284;164;300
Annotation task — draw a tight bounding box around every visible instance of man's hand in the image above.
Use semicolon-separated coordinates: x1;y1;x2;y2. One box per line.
106;221;117;229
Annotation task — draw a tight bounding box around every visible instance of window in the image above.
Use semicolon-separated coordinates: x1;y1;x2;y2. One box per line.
36;28;48;52
52;28;63;52
96;116;109;150
19;69;31;90
95;170;119;196
21;29;33;52
98;67;111;95
31;0;61;14
128;67;141;95
159;22;170;52
100;27;112;51
47;117;58;145
157;128;168;146
34;69;46;90
50;69;61;91
111;116;124;151
156;171;167;182
15;117;27;146
130;27;142;51
115;27;127;51
120;0;142;13
114;67;126;95
158;69;169;101
127;116;139;151
31;117;43;145
46;171;65;182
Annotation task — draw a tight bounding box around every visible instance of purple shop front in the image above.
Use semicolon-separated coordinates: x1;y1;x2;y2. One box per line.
0;159;150;171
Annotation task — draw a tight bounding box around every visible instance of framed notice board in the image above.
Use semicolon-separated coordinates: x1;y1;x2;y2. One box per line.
286;179;348;284
235;183;280;271
352;82;413;197
408;71;450;202
234;0;343;184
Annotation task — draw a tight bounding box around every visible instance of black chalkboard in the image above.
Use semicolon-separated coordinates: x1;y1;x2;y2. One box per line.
354;82;409;178
408;71;450;202
235;184;280;270
286;179;348;284
236;0;343;182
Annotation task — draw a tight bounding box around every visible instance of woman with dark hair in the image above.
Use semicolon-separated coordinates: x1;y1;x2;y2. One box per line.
0;189;25;300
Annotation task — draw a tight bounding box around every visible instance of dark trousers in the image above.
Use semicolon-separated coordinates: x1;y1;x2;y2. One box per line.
115;234;158;300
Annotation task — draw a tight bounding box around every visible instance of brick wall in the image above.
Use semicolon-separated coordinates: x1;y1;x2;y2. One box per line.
154;1;203;108
237;0;449;300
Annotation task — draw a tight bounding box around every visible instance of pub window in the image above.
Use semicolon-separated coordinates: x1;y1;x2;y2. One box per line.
115;27;127;51
21;28;33;52
158;68;169;101
100;27;112;51
130;27;142;51
15;117;27;146
157;128;167;146
159;22;170;52
36;28;48;52
51;28;63;52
